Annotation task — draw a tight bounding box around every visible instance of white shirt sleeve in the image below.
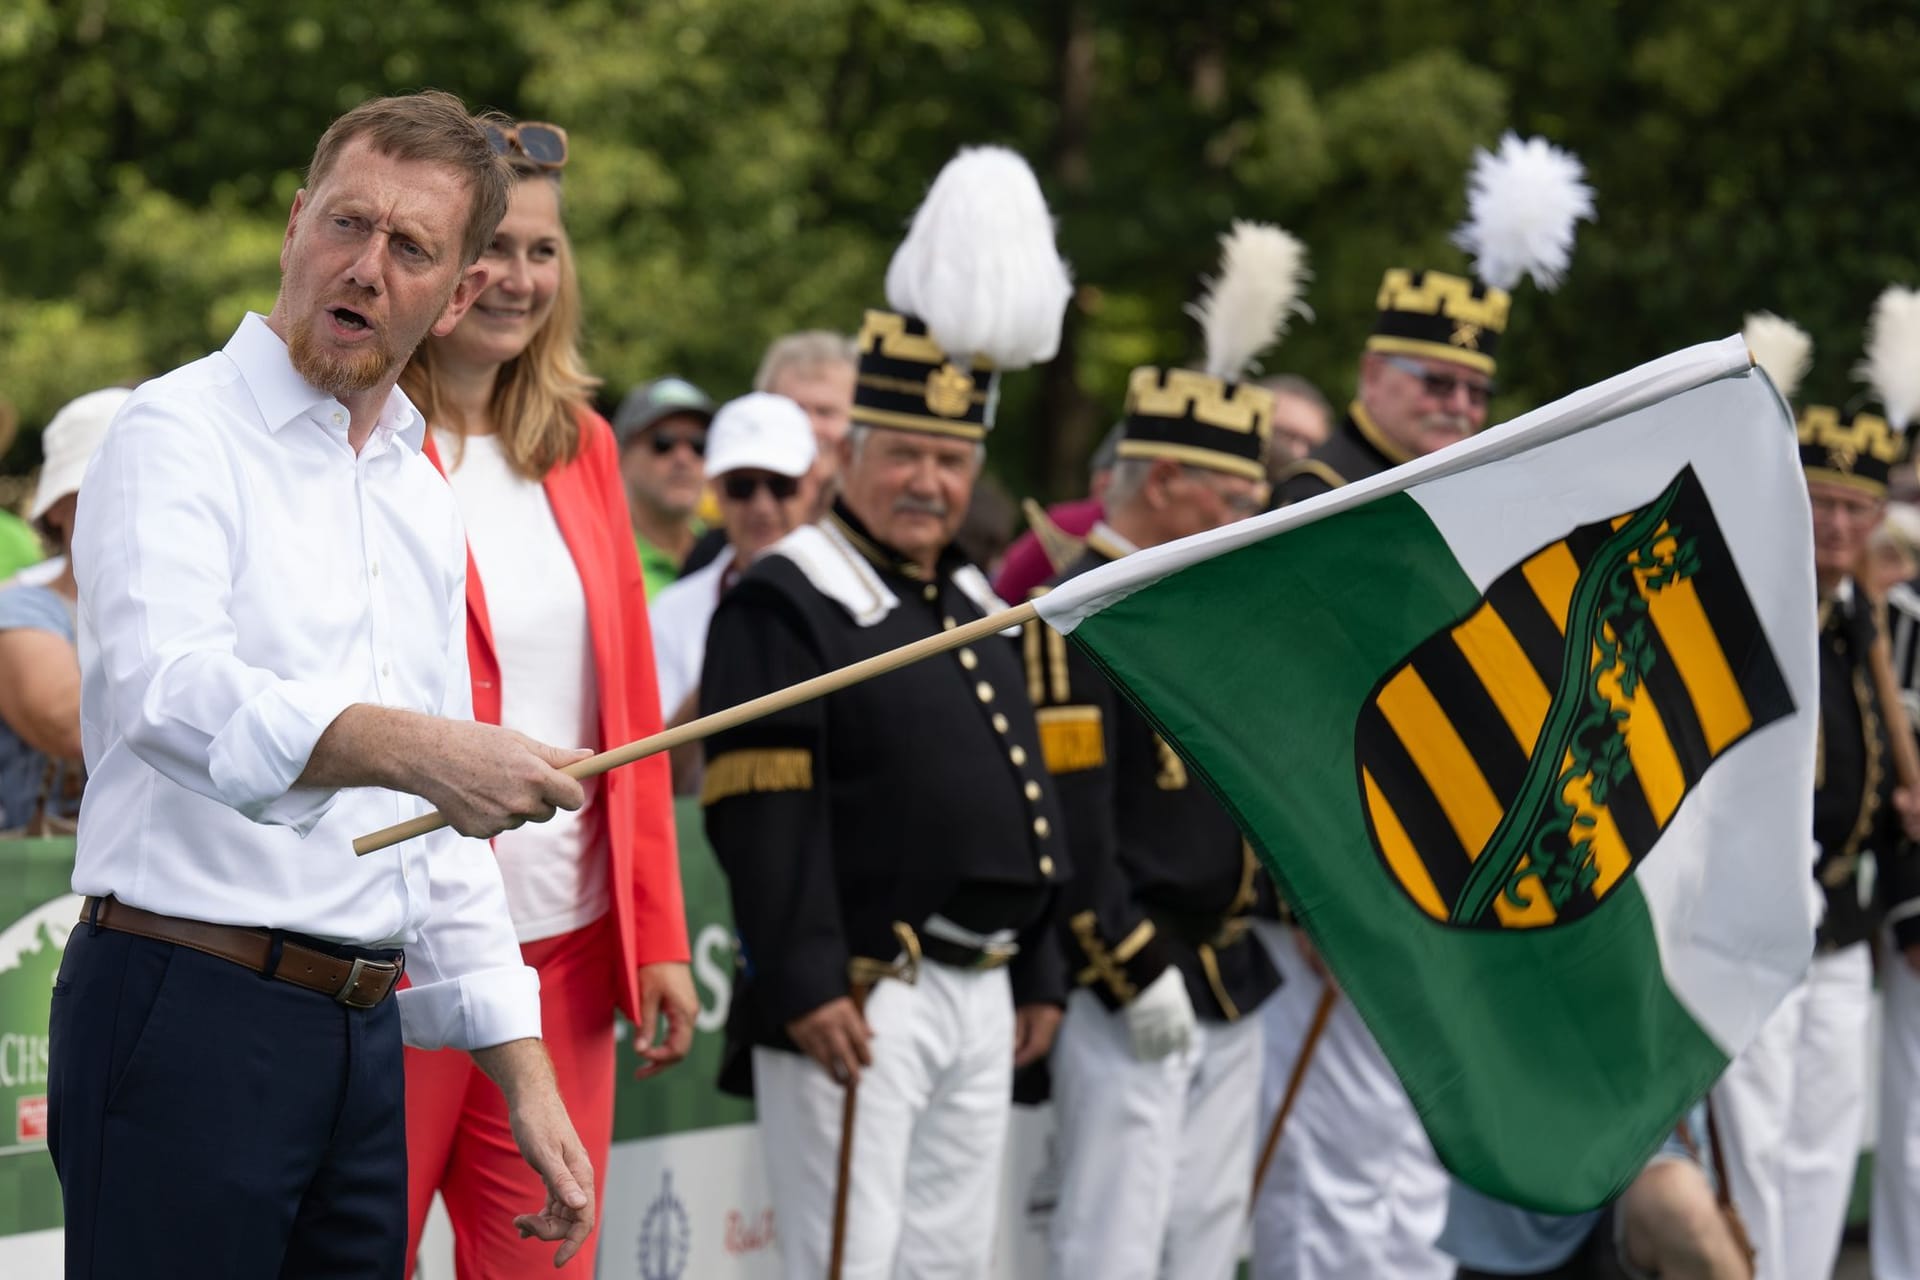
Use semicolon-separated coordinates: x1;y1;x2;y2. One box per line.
75;400;358;834
394;519;543;1052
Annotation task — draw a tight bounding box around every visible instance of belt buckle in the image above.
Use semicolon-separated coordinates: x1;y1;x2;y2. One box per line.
334;956;395;1008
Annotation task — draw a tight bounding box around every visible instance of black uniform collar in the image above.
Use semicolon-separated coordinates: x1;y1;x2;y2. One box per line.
1346;400;1416;468
828;498;970;584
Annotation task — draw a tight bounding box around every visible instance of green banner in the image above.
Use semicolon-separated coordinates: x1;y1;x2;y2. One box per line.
0;799;750;1239
0;838;78;1239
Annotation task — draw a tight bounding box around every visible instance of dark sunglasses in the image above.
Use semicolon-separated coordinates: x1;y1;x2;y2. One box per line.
483;121;569;170
1381;354;1494;408
648;431;706;458
721;472;802;502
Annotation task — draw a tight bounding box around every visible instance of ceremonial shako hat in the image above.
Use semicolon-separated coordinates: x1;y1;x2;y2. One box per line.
1796;405;1907;496
1367;134;1593;379
1366;270;1509;377
1791;285;1920;496
1119;221;1310;482
851;309;997;441
848;146;1072;444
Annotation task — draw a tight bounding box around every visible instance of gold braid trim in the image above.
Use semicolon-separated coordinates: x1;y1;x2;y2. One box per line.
1071;910;1154;1002
1822;662;1886;887
700;749;814;806
1037;706;1105;774
1198;944;1241;1022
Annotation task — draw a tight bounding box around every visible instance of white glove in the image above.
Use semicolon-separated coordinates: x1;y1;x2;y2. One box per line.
1124;967;1196;1062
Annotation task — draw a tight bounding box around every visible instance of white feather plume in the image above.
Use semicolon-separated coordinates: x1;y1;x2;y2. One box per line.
1856;285;1920;430
1185;220;1311;382
1741;312;1813;403
883;146;1073;370
1450;133;1595;292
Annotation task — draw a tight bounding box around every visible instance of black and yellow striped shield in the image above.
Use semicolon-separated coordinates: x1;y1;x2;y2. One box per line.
1356;466;1795;931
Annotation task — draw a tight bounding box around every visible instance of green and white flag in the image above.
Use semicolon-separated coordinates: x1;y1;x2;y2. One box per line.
1033;336;1817;1213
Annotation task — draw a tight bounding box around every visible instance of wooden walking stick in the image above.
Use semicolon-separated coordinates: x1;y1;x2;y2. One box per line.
827;927;917;1280
354;602;1041;854
1250;983;1338;1204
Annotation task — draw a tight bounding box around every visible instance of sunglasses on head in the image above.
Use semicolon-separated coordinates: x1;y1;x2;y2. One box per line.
648;430;705;458
1381;355;1494;408
721;472;802;502
483;121;569;170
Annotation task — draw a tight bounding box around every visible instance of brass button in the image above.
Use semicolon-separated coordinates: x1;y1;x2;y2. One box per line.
943;616;957;631
923;584;938;602
992;713;1009;734
1033;816;1051;839
1010;745;1028;767
1039;855;1056;877
1024;780;1042;801
976;681;994;703
959;649;978;670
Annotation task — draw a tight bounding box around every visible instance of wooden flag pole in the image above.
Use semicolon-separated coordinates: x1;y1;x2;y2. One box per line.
353;600;1042;856
1250;983;1338;1204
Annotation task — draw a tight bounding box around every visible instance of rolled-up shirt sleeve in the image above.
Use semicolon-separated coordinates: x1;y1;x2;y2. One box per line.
75;401;357;833
396;538;541;1052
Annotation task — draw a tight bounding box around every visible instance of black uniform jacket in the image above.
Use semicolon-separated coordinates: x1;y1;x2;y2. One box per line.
1030;536;1279;1022
1815;589;1902;950
699;503;1070;1096
1272;404;1413;508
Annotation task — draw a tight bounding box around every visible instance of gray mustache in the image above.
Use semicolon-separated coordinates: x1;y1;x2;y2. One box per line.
894;496;948;518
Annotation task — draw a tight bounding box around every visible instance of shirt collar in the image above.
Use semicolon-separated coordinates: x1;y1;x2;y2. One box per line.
225;313;424;453
828;498;968;583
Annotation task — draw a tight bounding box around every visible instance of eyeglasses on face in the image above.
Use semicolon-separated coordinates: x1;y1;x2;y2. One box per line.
483;121;569;170
1381;355;1494;408
720;472;802;502
648;431;706;458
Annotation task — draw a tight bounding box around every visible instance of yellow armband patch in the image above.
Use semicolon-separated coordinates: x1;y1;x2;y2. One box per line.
701;749;813;805
1037;705;1105;774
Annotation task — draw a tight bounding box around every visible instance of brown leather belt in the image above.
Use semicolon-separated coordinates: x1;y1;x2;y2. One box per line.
81;896;404;1010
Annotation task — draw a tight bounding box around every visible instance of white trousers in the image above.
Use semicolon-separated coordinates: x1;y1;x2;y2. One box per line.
754;963;1013;1280
1246;922;1451;1280
1047;988;1263;1280
1876;939;1920;1280
1713;941;1871;1280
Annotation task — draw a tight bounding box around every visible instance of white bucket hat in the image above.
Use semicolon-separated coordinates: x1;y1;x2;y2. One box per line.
31;388;132;524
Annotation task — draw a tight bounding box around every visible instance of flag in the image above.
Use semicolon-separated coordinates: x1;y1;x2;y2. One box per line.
1032;336;1818;1213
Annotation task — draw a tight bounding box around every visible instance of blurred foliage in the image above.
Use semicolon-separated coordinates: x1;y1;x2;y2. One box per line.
5;0;1920;496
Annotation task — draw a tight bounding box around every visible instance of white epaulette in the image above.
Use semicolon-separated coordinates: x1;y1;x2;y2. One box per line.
766;522;899;627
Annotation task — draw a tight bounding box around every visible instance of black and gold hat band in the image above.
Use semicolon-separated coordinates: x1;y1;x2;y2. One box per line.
1798;404;1909;496
1366;269;1511;376
850;309;997;442
1118;366;1272;482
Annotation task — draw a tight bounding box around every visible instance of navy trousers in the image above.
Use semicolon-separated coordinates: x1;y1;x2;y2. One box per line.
49;921;407;1278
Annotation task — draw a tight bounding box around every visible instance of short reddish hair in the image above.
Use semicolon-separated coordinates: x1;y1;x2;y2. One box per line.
305;89;511;266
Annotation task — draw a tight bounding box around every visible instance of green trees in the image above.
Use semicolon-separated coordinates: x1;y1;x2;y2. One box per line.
5;0;1918;495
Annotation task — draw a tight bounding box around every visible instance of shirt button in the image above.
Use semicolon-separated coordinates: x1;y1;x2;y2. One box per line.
923;584;938;602
992;713;1009;734
976;682;994;704
1039;855;1056;877
959;649;978;670
380;661;392;679
1025;780;1042;802
1010;745;1028;767
370;560;381;578
332;411;345;426
1033;817;1051;839
943;616;957;632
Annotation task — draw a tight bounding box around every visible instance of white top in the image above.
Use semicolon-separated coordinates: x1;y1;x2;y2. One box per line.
647;553;731;719
433;429;607;942
70;314;538;1053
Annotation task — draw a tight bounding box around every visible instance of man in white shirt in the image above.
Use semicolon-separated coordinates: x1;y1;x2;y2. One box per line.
650;391;818;731
52;91;597;1278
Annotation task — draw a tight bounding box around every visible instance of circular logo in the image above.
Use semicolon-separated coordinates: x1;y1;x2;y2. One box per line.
637;1168;692;1280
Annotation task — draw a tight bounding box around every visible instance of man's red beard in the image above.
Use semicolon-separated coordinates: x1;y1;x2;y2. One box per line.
286;310;399;399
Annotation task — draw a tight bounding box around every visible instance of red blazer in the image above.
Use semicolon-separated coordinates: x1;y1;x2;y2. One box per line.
423;410;688;1021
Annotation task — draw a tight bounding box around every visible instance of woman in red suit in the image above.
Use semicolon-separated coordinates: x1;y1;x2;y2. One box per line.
399;123;696;1277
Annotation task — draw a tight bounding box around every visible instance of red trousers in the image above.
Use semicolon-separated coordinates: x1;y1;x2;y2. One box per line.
404;914;618;1279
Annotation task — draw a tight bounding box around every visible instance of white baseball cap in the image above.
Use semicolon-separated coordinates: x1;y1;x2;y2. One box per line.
704;392;818;479
31;387;132;524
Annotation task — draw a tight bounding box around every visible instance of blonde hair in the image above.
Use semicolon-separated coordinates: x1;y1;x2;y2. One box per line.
754;330;856;392
401;164;600;480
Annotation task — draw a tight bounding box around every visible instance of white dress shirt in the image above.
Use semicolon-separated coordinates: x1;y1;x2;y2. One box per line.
647;551;732;719
432;428;608;943
70;313;539;1053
